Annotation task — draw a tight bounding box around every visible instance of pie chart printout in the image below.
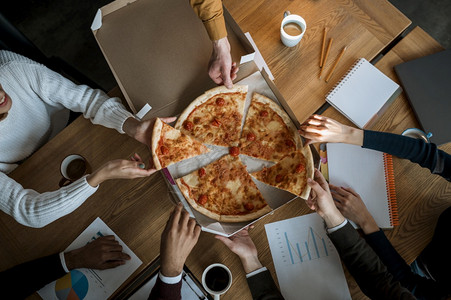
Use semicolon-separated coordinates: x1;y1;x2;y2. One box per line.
55;270;89;300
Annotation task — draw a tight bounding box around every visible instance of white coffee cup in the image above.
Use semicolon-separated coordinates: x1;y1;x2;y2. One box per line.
201;263;232;300
280;11;307;47
59;154;91;187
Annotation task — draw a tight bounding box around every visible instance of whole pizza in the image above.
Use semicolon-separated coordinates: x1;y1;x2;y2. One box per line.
152;85;314;223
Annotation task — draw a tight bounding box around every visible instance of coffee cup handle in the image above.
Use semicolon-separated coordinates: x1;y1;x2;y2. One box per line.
284;11;291;18
213;295;220;300
59;177;72;187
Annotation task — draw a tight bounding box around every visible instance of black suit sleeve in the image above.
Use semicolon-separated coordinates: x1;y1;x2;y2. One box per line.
246;269;284;300
328;222;416;300
0;253;66;299
148;276;182;300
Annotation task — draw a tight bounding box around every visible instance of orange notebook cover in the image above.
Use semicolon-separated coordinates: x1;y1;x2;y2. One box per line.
327;143;398;228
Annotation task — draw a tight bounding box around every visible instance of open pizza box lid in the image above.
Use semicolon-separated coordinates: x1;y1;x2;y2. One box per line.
163;66;320;237
91;0;264;117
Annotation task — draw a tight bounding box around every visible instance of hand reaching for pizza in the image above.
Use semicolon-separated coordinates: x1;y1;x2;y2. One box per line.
123;116;177;149
329;184;379;234
215;226;263;273
209;37;239;88
299;114;364;146
306;169;345;229
160;203;201;277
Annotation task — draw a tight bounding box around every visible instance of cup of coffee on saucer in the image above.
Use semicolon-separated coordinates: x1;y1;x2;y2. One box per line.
401;128;432;143
59;154;91;187
280;11;307;47
202;263;232;299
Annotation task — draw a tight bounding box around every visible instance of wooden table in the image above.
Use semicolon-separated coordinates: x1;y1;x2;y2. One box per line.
224;0;411;123
3;3;445;300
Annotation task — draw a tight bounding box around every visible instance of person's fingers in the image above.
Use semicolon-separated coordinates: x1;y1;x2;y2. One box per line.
169;203;183;227
100;260;126;270
215;235;234;248
210;73;223;85
341;186;359;197
313;169;329;192
222;72;233;89
99;235;116;241
331;190;346;202
312;114;326;121
179;209;190;228
329;185;348;197
193;224;202;239
133;153;143;162
305;118;323;126
161;116;177;124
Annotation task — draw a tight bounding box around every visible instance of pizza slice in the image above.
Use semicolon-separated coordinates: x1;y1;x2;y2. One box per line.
175;85;247;147
151;118;210;169
240;93;302;162
176;155;271;222
251;149;314;199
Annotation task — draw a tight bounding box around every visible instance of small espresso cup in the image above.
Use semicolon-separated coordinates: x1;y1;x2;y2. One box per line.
280;11;307;47
401;128;432;143
202;263;232;300
59;154;91;187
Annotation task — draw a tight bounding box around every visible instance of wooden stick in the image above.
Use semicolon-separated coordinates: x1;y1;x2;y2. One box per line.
319;38;333;79
325;46;347;83
319;27;328;68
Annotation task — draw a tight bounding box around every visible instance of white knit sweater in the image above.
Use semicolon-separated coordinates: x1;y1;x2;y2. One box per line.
0;50;134;228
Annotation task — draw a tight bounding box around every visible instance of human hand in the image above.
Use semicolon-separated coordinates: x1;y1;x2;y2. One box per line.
306;169;345;229
330;185;379;234
209;37;239;88
215;226;263;273
64;235;131;270
299;114;363;146
86;155;155;187
123;116;177;149
160;203;201;277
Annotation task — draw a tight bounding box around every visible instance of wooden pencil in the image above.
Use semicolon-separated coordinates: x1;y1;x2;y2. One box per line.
325;46;347;83
319;38;333;79
319;27;328;67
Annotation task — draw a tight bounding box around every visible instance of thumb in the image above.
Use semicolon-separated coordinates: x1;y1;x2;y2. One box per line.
215;235;233;249
222;68;233;89
161;116;177;124
307;178;324;197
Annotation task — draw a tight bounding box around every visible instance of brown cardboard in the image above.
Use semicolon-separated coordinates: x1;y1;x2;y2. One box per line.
92;0;255;117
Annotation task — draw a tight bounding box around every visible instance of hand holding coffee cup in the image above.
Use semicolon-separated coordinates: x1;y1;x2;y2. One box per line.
280;11;307;47
59;154;91;187
202;263;233;300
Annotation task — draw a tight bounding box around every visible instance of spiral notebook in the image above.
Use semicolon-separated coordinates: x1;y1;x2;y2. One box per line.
327;143;398;229
326;58;401;129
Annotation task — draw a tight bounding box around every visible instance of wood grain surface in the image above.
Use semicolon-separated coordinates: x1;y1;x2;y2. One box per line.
224;0;411;124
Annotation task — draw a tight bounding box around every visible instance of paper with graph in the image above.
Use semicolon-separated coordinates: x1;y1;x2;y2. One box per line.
265;213;351;299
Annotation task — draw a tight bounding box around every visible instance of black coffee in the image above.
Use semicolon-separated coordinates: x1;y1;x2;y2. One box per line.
67;159;86;180
205;266;230;292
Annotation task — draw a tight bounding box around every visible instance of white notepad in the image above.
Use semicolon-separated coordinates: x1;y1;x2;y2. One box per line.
326;58;401;128
327;143;398;229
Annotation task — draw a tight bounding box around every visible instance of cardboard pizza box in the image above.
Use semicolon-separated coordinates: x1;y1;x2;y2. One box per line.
91;0;319;236
91;0;258;117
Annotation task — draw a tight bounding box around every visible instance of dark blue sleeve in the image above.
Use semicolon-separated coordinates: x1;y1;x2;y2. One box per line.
0;253;66;299
363;130;451;181
365;230;447;299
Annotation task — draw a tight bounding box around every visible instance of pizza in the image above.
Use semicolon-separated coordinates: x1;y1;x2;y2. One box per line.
251;149;314;200
239;93;303;162
175;85;247;147
176;155;272;222
151;118;210;170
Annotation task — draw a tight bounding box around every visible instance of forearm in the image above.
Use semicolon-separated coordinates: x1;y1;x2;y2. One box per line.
329;223;415;299
189;0;227;41
363;130;451;180
1;173;97;228
0;253;65;299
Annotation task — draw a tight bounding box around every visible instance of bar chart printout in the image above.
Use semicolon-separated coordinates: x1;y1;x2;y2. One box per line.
265;213;351;300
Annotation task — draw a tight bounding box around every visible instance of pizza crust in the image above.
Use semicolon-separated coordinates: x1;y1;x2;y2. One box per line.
151;118;164;170
299;145;314;200
175;85;248;130
219;205;272;222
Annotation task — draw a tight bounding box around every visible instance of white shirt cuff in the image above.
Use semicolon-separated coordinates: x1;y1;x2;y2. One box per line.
59;252;70;273
327;219;348;233
246;267;267;278
158;271;182;284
